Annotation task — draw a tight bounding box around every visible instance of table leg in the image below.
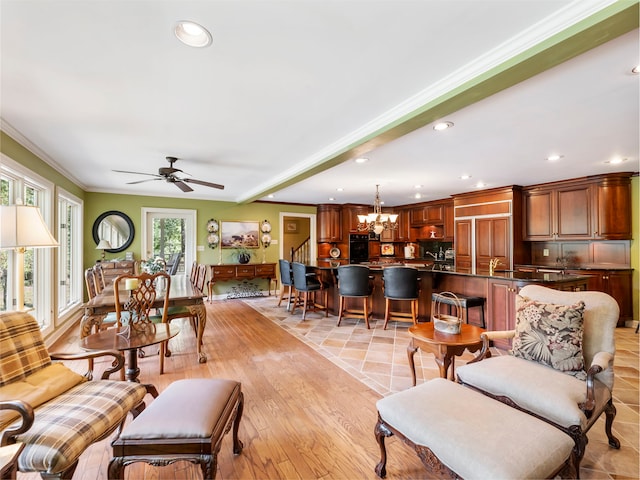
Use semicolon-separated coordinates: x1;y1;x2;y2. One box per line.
407;340;419;386
125;349;140;382
188;303;207;363
433;346;451;379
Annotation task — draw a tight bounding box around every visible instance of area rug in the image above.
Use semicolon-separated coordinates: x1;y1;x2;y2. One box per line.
241;296;463;396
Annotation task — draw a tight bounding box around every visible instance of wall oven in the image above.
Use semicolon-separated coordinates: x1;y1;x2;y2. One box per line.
349;233;369;264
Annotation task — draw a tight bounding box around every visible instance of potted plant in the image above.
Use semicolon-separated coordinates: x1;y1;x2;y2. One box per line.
234;247;252;264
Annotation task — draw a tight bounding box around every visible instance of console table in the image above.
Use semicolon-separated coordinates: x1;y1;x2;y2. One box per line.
208;263;276;301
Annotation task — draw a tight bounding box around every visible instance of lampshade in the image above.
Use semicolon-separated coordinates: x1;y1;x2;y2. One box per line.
0;204;59;249
96;239;112;250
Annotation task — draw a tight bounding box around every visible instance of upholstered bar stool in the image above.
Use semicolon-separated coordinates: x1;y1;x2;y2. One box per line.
336;265;374;329
431;292;486;328
290;262;328;320
382;266;420;330
277;259;295;311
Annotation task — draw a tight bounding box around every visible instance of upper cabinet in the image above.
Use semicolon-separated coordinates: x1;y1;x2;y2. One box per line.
317;204;342;243
523;173;632;241
410;203;444;226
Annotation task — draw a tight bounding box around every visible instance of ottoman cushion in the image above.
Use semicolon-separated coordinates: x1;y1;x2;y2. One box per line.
377;378;574;480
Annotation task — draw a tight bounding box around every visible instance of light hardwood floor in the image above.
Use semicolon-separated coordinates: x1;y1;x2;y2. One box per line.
23;298;639;479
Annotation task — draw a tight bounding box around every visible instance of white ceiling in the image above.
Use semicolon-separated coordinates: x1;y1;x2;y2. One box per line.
1;1;638;207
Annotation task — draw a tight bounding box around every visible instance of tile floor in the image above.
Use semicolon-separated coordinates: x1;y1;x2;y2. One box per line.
244;296;639;479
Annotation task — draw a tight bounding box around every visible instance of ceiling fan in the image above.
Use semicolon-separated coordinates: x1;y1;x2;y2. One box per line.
113;156;224;192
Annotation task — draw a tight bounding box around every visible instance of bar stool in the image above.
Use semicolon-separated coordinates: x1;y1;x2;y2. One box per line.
291;262;328;320
382;266;420;330
336;265;374;329
277;259;295;311
431;292;486;328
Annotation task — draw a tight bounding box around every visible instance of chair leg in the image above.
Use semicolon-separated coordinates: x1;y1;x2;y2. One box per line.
337;296;345;326
322;289;328;317
159;341;165;374
290;290;300;315
411;299;418;325
277;286;286;307
301;292;309;320
604;398;620;448
383;299;391;330
364;297;371;329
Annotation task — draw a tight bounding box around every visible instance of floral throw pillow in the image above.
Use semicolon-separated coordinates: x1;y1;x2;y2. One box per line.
511;295;587;380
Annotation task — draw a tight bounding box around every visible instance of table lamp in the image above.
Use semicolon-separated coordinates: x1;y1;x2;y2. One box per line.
96;239;112;261
0;204;59;312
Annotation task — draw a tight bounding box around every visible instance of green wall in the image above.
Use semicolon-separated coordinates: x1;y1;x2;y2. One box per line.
84;192;315;295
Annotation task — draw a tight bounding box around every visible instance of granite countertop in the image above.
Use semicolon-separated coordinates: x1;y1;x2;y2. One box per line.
517;263;633;271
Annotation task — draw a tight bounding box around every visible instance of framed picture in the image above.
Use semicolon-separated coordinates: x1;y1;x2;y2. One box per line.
285;220;298;233
381;243;395;256
221;221;260;248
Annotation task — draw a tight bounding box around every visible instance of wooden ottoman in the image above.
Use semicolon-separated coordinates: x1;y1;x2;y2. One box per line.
109;379;243;480
375;378;576;479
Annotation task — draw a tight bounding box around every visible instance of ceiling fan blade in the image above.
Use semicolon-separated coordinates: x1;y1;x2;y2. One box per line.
173;180;193;192
113;169;159;177
126;178;163;185
183;178;225;190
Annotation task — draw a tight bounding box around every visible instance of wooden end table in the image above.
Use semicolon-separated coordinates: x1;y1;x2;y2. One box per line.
407;322;485;384
81;324;180;382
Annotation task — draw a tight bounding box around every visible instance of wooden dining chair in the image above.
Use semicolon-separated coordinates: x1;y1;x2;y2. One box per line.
114;272;172;377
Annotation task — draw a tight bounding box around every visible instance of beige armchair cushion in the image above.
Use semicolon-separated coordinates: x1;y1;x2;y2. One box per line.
457;354;611;429
0;364;85;429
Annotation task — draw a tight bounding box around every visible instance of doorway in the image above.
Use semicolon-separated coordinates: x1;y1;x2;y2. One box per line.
280;212;316;263
141;208;196;275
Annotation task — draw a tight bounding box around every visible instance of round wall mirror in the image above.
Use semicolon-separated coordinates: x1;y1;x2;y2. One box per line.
92;211;135;253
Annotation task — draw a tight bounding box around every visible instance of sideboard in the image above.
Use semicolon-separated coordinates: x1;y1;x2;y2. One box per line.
207;263;276;300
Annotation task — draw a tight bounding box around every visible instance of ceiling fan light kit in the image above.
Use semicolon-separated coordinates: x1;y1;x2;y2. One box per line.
114;156;224;192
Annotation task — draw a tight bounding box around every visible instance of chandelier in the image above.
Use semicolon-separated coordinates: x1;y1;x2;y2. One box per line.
356;185;398;235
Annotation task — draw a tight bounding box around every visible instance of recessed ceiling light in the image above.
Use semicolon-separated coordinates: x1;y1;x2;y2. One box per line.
605;157;627;164
267;194;274;199
632;65;640;74
414;193;422;199
475;182;486;188
546;154;563;161
328;197;335;201
355;157;369;164
174;21;212;48
336;187;344;192
414;184;422;189
460;174;471;180
433;121;454;131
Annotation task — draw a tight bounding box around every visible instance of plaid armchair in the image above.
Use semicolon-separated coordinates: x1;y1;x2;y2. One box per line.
0;311;153;480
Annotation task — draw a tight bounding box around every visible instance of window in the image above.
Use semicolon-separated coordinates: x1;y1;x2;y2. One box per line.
57;189;83;317
1;154;55;330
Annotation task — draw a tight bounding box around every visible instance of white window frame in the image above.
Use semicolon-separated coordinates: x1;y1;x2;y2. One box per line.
57;188;83;320
1;154;56;332
141;208;196;274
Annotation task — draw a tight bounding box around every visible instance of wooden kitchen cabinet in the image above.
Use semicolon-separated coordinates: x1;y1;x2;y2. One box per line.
475;217;510;274
487;278;518;350
565;268;633;326
593;174;632;239
443;202;454;241
410;203;444;226
341;204;369;234
523;173;632;241
317;204;342;242
395;208;411;242
454;220;472;273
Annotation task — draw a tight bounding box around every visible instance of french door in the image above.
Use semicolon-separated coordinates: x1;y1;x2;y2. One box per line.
141;208;196;276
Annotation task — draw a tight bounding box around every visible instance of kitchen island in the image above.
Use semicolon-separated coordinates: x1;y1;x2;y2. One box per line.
312;262;591;346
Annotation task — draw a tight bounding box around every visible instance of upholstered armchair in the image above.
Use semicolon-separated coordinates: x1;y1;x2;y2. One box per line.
0;311;153;480
456;285;620;472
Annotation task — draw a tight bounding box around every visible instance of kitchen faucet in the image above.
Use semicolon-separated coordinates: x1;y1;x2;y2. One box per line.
425;252;438;260
489;258;501;276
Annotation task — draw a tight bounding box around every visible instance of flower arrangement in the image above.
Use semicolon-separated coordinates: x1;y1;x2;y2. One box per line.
141;257;166;274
